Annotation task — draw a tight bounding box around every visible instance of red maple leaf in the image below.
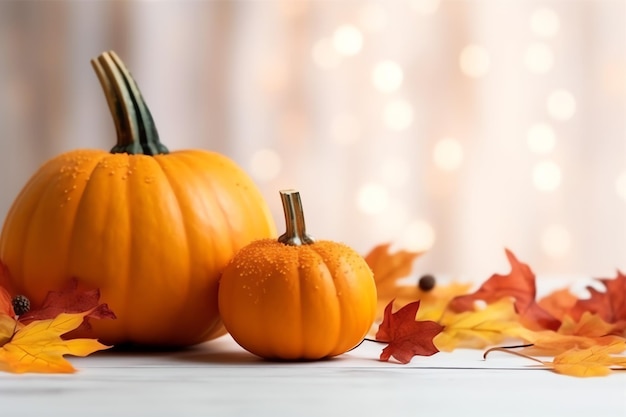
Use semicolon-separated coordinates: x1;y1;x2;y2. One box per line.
19;278;116;333
376;300;443;364
447;249;560;331
568;271;626;325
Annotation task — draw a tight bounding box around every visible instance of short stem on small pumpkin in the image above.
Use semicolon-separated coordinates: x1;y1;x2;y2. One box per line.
91;50;168;156
278;190;315;246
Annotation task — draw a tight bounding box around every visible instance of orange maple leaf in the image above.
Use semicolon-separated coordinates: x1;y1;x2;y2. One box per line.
376;300;443;364
448;249;560;331
536;288;578;321
365;243;422;297
0;308;110;373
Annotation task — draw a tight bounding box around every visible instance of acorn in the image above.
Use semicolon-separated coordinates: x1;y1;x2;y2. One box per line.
418;274;436;292
11;295;30;316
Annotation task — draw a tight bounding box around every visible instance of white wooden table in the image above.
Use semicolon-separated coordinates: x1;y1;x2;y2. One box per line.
1;334;624;417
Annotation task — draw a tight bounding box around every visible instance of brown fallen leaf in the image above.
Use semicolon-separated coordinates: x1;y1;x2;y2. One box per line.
376;300;443;364
19;278;116;334
0;308;110;373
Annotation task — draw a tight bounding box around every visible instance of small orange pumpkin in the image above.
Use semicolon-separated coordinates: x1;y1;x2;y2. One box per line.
0;51;276;346
218;190;377;360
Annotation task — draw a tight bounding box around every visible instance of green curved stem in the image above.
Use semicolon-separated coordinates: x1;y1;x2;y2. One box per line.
91;50;168;155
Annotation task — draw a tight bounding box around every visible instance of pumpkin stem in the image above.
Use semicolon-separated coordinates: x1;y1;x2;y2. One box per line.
278;190;315;246
91;51;168;155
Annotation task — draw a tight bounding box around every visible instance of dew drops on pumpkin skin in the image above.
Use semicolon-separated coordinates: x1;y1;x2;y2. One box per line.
226;239;367;301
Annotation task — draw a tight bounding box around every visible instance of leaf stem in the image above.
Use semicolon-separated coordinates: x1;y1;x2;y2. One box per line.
483;345;544;364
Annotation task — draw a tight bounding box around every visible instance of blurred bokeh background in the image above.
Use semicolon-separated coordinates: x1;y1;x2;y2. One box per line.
0;0;624;281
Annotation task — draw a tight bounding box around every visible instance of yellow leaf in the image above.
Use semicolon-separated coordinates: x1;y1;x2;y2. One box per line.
547;341;626;377
558;312;623;338
484;340;626;377
0;309;110;373
435;299;535;351
0;314;17;346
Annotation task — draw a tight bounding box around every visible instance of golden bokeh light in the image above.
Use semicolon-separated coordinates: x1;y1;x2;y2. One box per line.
532;160;562;192
333;25;363;56
527;123;556;154
433;138;464;171
372;60;404;93
356;182;389;215
530;7;560;38
383;99;414;131
524;42;554;74
459;44;490;78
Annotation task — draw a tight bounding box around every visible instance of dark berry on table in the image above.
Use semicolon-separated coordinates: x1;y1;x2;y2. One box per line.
11;295;30;316
418;274;436;292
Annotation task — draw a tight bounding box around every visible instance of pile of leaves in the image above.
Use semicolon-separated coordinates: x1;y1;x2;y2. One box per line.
366;244;626;377
0;269;115;373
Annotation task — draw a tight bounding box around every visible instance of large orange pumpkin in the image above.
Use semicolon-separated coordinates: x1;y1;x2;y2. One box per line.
0;51;276;346
218;190;377;360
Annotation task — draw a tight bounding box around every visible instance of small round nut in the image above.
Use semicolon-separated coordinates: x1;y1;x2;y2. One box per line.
12;295;31;316
418;274;436;292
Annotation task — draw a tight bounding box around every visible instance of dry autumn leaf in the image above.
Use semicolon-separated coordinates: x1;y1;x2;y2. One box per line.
448;249;560;331
19;278;116;325
376;300;443;364
0;308;110;373
568;271;626;325
0;285;13;317
365;243;422;300
485;340;626;377
364;243;471;335
435;299;534;351
536;288;578;321
516;312;625;357
548;341;626;377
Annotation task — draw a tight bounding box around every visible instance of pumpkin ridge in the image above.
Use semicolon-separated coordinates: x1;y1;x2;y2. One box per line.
64;152;109;283
18;167;68;302
308;243;345;357
68;153;132;343
151;155;193;300
0;159;67;292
